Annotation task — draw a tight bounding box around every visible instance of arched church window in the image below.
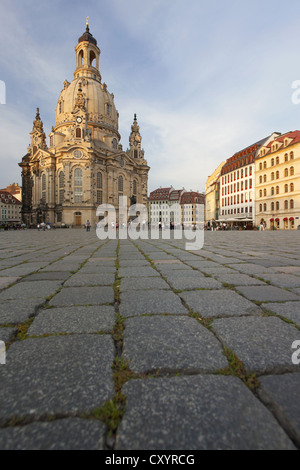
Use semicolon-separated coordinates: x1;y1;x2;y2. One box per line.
41;174;46;203
97;172;103;189
76;128;81;138
42;174;46;191
133;179;137;195
134;150;138;159
78;50;84;67
74;168;83;203
90;51;96;67
118;176;123;192
112;138;117;149
59;171;64;204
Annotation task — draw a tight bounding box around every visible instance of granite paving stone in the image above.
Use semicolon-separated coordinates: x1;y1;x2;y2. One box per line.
213;273;267;286
64;273;115;287
120;290;188;316
0;299;45;324
118;267;160;278
229;263;275;274
116;375;295;450
0;418;106;450
120;277;170;291
0;280;63;301
180;289;261;317
166;275;223;290
122;316;228;373
28;305;116;335
49;286;114;306
0;277;21;289
78;265;116;274
258;373;300;446
0;335;115;423
261;301;300;326
22;272;72;281
0;327;17;344
212;316;300;374
0;230;300;450
236;285;300;302
254;273;300;288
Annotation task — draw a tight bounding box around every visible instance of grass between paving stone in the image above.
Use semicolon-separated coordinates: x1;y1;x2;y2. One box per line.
216;347;259;390
260;307;300;331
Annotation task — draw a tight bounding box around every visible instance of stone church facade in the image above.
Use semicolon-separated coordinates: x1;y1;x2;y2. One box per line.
19;23;150;227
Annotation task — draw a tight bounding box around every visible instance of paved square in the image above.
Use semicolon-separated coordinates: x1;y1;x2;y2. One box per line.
0;230;299;450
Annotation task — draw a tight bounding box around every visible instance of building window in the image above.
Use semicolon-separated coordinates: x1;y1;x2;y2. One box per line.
112;138;117;149
276;201;280;210
58;171;64;204
259;204;262;212
271;202;275;211
290;183;294;192
284;168;289;177
276;171;280;179
271;172;275;181
284;200;288;210
285;184;289;193
97;172;103;189
76;128;81;138
263;161;267;169
74;168;83;203
276;186;280;195
285;153;288;162
271;158;274;166
97;190;103;205
290;199;294;209
276;157;280;165
290;167;294;176
133;179;137;195
259;190;262;198
259;176;262;184
290;152;294;160
264;203;267;211
41;173;46;203
263;188;267;197
118;175;124;192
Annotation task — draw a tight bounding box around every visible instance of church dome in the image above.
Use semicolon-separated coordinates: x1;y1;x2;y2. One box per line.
55;78;119;131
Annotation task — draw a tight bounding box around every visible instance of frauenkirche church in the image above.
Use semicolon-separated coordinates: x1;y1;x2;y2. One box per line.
19;20;150;227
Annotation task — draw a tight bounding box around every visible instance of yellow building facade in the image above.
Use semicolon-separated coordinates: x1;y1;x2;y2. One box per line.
205;162;225;223
255;131;300;230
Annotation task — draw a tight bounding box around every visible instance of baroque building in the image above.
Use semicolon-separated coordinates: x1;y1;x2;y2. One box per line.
148;186;205;228
19;22;150;227
219;133;279;228
205;161;225;224
255;131;300;230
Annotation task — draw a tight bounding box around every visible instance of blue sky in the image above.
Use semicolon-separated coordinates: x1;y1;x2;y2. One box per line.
1;0;300;193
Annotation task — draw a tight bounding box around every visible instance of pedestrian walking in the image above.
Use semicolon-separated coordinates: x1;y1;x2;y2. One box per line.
86;220;91;232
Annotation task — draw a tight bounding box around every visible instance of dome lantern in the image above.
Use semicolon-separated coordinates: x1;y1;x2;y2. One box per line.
74;20;101;82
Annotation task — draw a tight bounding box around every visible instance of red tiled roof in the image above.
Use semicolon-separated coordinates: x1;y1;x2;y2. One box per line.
264;130;300;153
0;191;22;205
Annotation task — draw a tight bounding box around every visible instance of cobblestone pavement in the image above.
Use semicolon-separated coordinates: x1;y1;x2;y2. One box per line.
0;229;299;450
